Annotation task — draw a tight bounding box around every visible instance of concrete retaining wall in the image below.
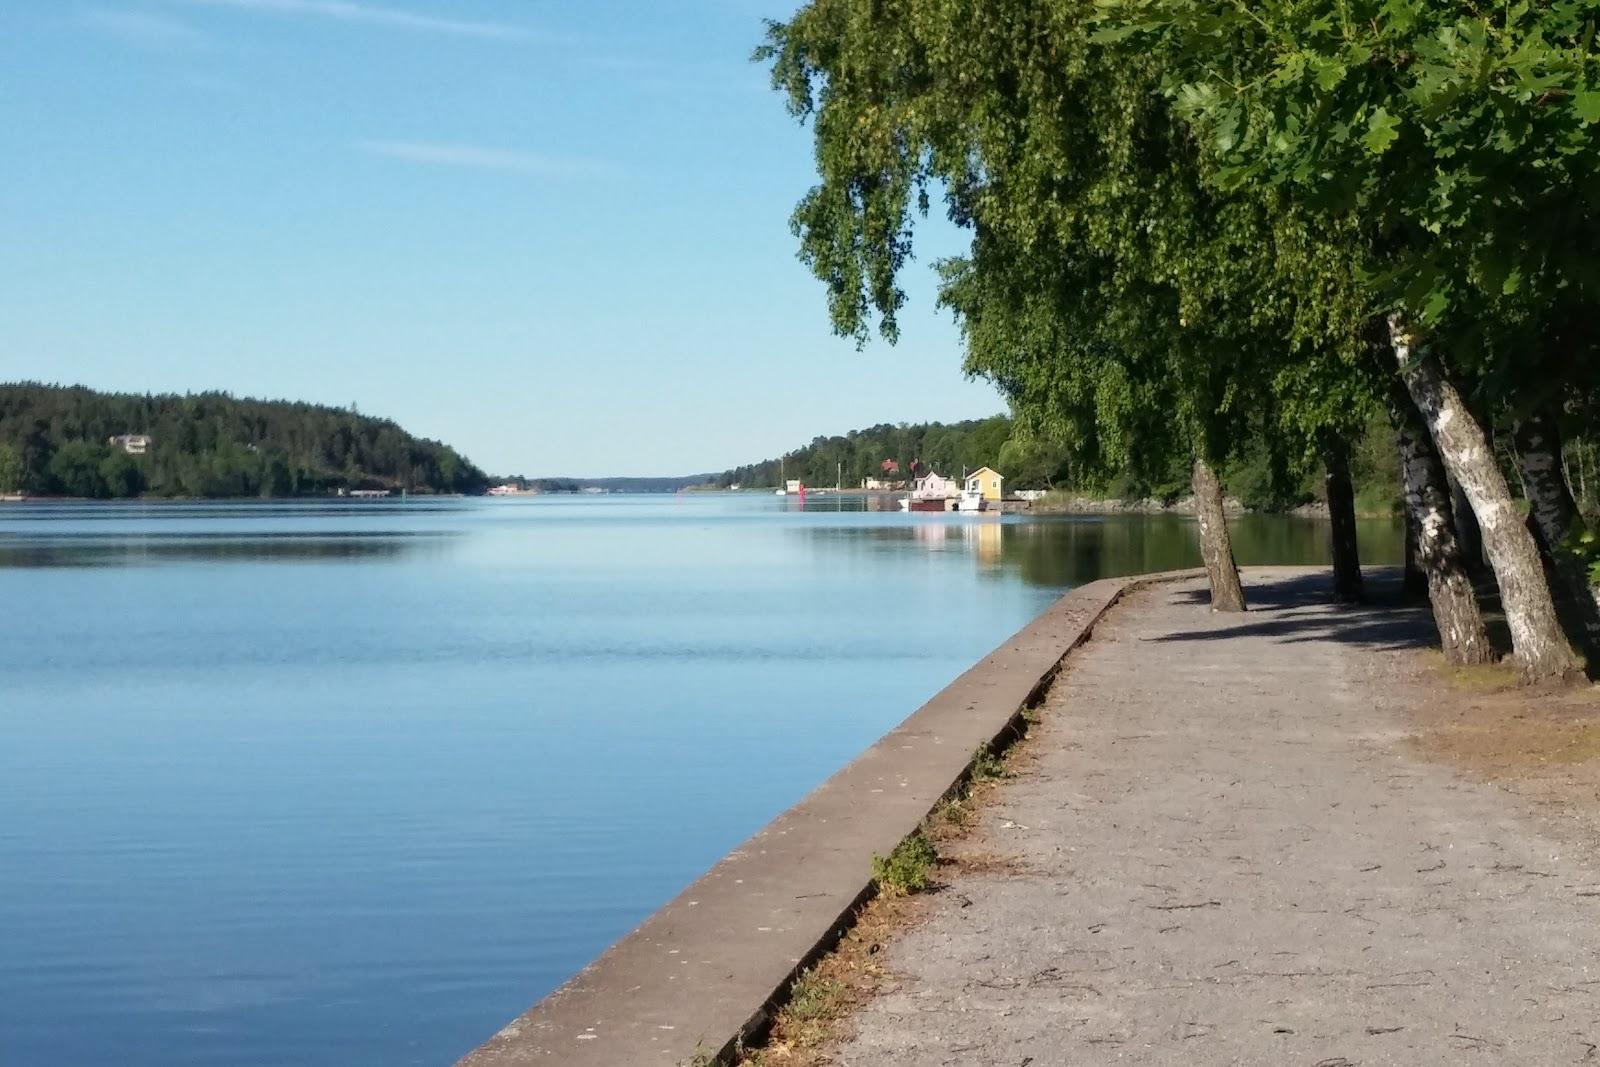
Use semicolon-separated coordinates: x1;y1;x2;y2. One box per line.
457;569;1205;1066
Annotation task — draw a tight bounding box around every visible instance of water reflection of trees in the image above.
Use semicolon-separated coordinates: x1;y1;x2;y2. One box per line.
0;532;452;569
6;501;466;522
789;494;900;513
801;515;1406;590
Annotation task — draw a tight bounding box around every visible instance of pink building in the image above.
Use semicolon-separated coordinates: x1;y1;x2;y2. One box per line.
912;471;958;499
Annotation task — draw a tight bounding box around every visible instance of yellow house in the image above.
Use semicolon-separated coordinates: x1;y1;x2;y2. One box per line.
965;467;1004;502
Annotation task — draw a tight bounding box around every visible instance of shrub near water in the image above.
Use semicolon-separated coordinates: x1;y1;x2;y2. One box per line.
870;832;938;896
970;744;1009;782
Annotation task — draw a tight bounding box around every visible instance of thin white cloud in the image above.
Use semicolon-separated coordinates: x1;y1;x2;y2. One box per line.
181;0;535;41
80;8;209;48
356;140;618;179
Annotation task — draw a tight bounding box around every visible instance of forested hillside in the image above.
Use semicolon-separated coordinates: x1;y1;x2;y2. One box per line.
719;414;1406;513
0;383;487;498
719;416;1015;490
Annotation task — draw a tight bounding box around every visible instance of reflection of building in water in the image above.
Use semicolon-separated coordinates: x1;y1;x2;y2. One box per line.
973;519;1003;566
908;518;1004;559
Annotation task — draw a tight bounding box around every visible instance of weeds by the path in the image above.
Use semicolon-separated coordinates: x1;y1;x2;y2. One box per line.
725;720;1039;1067
871;832;938;896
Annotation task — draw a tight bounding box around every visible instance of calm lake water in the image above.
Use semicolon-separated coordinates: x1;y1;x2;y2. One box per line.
0;494;1401;1066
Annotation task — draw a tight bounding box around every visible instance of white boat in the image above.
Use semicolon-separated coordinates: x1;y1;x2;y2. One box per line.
958;489;985;513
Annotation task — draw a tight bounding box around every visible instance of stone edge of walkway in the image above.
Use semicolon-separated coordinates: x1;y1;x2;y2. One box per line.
456;567;1210;1067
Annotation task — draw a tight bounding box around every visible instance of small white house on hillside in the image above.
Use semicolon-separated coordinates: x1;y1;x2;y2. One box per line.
108;434;151;455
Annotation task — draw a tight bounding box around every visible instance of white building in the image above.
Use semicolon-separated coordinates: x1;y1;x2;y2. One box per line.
912;471;959;499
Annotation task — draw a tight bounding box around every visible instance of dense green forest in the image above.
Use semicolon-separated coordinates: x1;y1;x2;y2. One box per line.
719;414;1407;514
0;383;487;498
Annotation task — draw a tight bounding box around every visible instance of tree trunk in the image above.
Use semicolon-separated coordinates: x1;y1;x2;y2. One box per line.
1321;437;1364;603
1574;441;1587;508
1500;429;1531;501
1450;477;1486;577
1562;446;1577;511
1388;313;1584;684
1402;508;1429;600
1515;409;1580;549
1191;457;1246;612
1514;408;1600;659
1394;417;1494;665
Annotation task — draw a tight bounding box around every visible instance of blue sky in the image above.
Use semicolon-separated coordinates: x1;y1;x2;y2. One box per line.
0;1;1004;476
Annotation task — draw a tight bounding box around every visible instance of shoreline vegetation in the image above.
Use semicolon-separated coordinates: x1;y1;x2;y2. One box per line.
0;386;1581;535
715;413;1413;517
0;379;1518;525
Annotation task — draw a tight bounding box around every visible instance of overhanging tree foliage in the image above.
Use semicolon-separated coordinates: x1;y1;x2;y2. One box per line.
1100;0;1594;681
761;0;1400;614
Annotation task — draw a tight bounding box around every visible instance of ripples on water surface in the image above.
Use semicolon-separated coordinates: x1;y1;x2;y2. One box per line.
0;495;1401;1065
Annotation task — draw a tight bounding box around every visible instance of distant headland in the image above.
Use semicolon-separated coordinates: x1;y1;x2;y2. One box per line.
0;382;488;499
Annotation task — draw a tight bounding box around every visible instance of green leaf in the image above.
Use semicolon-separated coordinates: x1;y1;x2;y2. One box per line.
1575;91;1600;125
1363;107;1402;154
1088;24;1139;44
1213;107;1241;153
1420;286;1450;324
1379;0;1419;32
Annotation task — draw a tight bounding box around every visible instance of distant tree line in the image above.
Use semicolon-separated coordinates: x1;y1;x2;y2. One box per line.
720;416;1013;491
720;413;1405;513
494;474;717;493
0;383;487;498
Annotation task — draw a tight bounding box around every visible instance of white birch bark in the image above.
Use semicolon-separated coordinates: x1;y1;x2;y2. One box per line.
1395;420;1494;665
1389;314;1583;684
1191;457;1246;613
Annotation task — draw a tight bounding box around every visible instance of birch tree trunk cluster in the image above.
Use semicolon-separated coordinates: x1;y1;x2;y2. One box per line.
1182;319;1593;685
1385;317;1585;683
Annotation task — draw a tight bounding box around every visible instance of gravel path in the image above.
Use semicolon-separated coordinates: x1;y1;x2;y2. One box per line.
836;572;1600;1066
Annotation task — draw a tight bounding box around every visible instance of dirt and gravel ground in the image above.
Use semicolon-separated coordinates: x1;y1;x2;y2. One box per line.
832;572;1600;1066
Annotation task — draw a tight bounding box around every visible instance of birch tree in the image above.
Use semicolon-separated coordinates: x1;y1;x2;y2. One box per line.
760;0;1386;612
1107;0;1595;681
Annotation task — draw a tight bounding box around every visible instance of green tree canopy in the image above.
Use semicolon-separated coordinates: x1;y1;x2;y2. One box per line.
761;0;1380;484
0;383;489;498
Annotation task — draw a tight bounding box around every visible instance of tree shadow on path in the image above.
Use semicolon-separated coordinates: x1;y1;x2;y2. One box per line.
1157;571;1439;653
